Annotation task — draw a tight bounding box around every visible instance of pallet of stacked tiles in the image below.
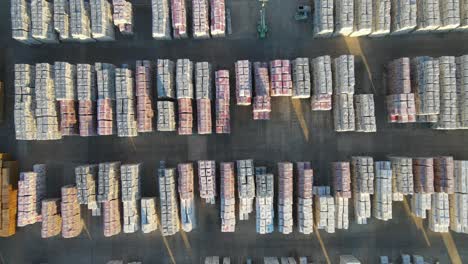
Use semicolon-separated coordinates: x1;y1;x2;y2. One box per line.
354;94;376;132
313;186;335;233
456;55;468;129
141;197;158;233
113;0;134;35
450;160;468;233
70;0;93;41
435;56;457;130
157;101;176;131
14;64;37;140
429;192;450;232
103;197;121;237
0;155;19;237
220;162;235;232
158;164;180;236
253;62;271;120
121;164;141;233
438;0;460;31
61;185;83;238
178;98;193;135
196;62;213;134
369;0;391;37
313;0;334;37
339;255;361;264
157;60;176;131
351;0;372;37
235;60;252;105
332;162;351;229
178;163;196;232
389;157;413;201
115;67;137;137
351;157;373;224
292;58;311;99
152;0;171;39
333;93;355;131
415;0;440;32
255;167;274;234
270;60;293;97
192;0;210;38
11;0;39;44
311;56;332;111
237;159;255;220
210;0;226;37
171;0;188;38
391;0;417;34
215;70;230;134
31;0;58;43
334;0;354;36
58;97;77;135
97;162;121;203
434;156;454;194
96;63;116;135
386;58;416;123
90;0;115;41
198;160;216;204
333;55;355;131
75;165;100;216
412;158;434;218
461;1;468;30
55;62;78;136
41;199;61;238
77;64;97;136
410;57;440;121
17;164;46;227
297;162;313;234
373;161;393;221
277;163;293;234
176;59;194;134
54;0;70;40
136;60;154;133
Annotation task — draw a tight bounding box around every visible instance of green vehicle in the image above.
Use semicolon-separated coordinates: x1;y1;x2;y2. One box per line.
257;0;268;39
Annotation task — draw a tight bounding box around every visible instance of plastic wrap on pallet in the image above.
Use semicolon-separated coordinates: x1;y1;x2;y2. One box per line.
387;58;411;94
192;0;210;38
351;0;372;37
297;162;313;199
434;56;457;129
332;162;351;198
121;164;141;202
171;0;188;38
157;59;175;99
17;165;46;227
255;168;274;234
413;157;435;193
59;100;78;136
411;192;432;218
136;60;154;133
450;166;468;233
438;0;460;30
386;93;417;123
198;160;216;204
115;68;137;137
311;56;333;110
270;60;292;97
434;156;455;194
14;64;37;140
235;60;252;105
335;197;349;229
313;0;334;37
176;59;194;99
314;186;335;233
197;99;212;134
54;62;76;100
215;70;230;134
354;192;371;224
411;56;440;117
333;55;355;94
415;0;440;32
461;0;468;29
196;62;212;99
370;0;391;37
210;0;226;37
141;197;158;233
277;162;293;234
97;98;115;135
178;163;196;232
0;158;19;237
75;165;100;215
456;55;468;128
454;160;468;193
389;157;414;200
237;159;255;220
354;94;376;132
333;94;355;132
429;192;450;232
91;0;115;40
41;199;61;238
334;0;354;36
159;166;180;236
178;98;193;135
123;200;139;233
157;101;176;131
31;0;58;43
391;0;417;34
253;62;271;120
70;0;93;41
11;0;38;44
113;0;134;35
339;255;361;264
79;100;97;136
54;0;70;40
103;198;121;237
77;64;96;101
351;156;374;194
61;185;83;238
292;58;311;98
96;63;116;99
373;161;393;221
220;162;236;232
97;162;121;203
152;0;171;39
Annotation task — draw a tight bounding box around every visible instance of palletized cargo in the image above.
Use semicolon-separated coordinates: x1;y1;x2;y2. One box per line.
157;101;176;131
152;0;171;39
78;100;97;136
136;60;154;133
54;0;70;40
339;255;361;264
196;62;212;99
197;99;212;134
235;60;252;105
351;0;372;37
386;93;417;123
178;98;193;135
210;0;226;37
215;70;230;134
253;62;271;120
96;63;116;100
103;198;121;237
389;157;414;199
270;60;293;97
311;56;332;111
220;162;236;232
292;58;311;98
61;185;83;238
334;0;354;36
14;64;37;140
411;192;432;218
335;196;349;229
434;156;455;193
97;162;121;203
70;0;93;41
97;98;115;135
141;197;158;233
354;94;377;132
434;56;457;129
122;200;139;233
333;55;355;95
387;58;411;94
332;162;350;228
178;163;196;232
75;164;100;215
415;0;441;32
277;162;293;234
17;165;46;227
176;59;194;99
429;192;450;232
237;159;255;220
192;0;210;38
333;94;355;132
351;156;374;194
438;0;460;30
413;157;435;193
41;199;62;238
113;0;134;35
411;56;440;117
0;157;19;237
31;0;58;43
450;162;468;233
354;192;371;224
115;67;137;137
198;160;216;204
391;0;417;34
255;167;274;234
313;186;335;233
373;161;393;221
171;0;188;38
369;0;391;37
456;55;468;128
91;0;115;40
11;0;40;44
461;0;468;29
158;164;180;236
59;100;78;136
157;59;175;99
313;0;334;37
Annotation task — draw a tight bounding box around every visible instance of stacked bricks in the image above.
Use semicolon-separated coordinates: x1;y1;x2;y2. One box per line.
351;157;374;224
311;56;333;111
391;0;417;34
438;0;460;31
450;160;468;233
136;60;154;133
277;162;293;234
351;0;372;37
292;58;311;99
332;162;351;229
253;62;271;120
98;162;122;237
237;159;255;220
54;62;78;136
96;63;116;135
115;67;137;137
410;56;440;121
31;0;58;43
157;60;176;131
14;64;37;140
434;156;455;194
434;56;457;129
333;55;355;131
121;164;141;233
178;163;196;232
415;0;440;32
215;70;230;134
269;60;293;97
386;58;416;123
77;64;97;136
112;0;134;35
373;161;393;221
235;60;252;105
69;0;93;41
75;165;100;216
103;198;121;237
158;163;180;236
17;164;46;227
456;55;468;128
54;0;70;40
91;0;115;41
141;197;158;233
196;62;213;134
297;162;313;234
411;158;434;218
220;162;235;232
176;59;194;135
354;94;377;132
255;167;274;234
41;199;61;238
152;0;171;39
334;0;354;36
0;155;19;237
171;0;188;38
389;157;414;201
198;160;216;204
429;192;450;232
370;0;391;37
192;0;210;38
61;185;83;238
11;0;39;44
313;0;334;37
35;63;61;140
313;186;335;233
210;0;226;37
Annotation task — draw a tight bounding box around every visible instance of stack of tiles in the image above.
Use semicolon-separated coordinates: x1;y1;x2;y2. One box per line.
75;165;100;216
434;156;454;194
269;60;292;97
461;0;468;29
205;257;231;264
152;0;171;39
450;160;468;233
136;60;154;133
255;167;274;234
121;164;141;233
334;0;354;36
220;162;235;232
313;186;335;233
158;165;180;236
215;70;230;134
429;192;450;232
386;58;416;123
456;55;468;129
434;56;457;130
198;160;216;204
297;162;313;234
333;55;355;131
192;0;210;38
77;64;97;136
373;161;393;221
0;155;19;237
438;0;460;30
178;163;196;232
410;56;440;122
370;0;391;37
69;0;93;41
115;67;137;137
35;63;61;140
103;198;121;237
412;158;434;218
157;60;176;131
90;0;115;41
339;255;362;264
31;0;58;43
277;162;293;234
210;0;226;37
11;0;38;44
351;156;374;224
237;159;255;220
391;0;417;34
196;62;213;134
351;0;372;37
61;185;83;238
253;62;271;120
54;0;70;40
354;94;376;132
55;62;77;136
313;0;334;37
112;0;134;35
141;197;158;233
14;64;37;140
235;60;252;105
96;63;116;135
171;0;187;38
389;157;414;201
311;56;333;111
176;59;194;135
99;163;121;236
415;0;440;32
41;199;61;238
332;162;351;229
157;101;176;131
17;164;46;227
292;58;311;99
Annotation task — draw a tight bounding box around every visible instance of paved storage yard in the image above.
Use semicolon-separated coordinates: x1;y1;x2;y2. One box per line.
2;0;468;263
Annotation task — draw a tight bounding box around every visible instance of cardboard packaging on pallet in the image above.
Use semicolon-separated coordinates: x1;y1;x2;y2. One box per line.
178;163;196;232
103;198;121;237
389;156;414;201
91;0;115;40
14;64;37;140
237;159;255;220
292;58;311;99
31;0;58;43
450;160;468;233
411;57;440;119
313;186;335;233
412;157;434;218
456;55;468;128
415;0;441;33
115;67;137;137
297;162;313;234
210;0;226;37
113;0;134;35
96;63;116;135
178;98;193;135
152;0;171;39
277;162;293;234
369;0;391;37
121;164;141;233
235;60;252;105
220;162;235;232
269;60;293;97
334;0;354;36
354;94;377;132
61;185;83;238
253;62;271;120
429;192;450;232
192;0;210;38
255;167;274;234
157;101;176;131
157;59;175;99
313;0;334;37
97;162;121;203
0;156;19;237
373;161;393;221
158;164;180;236
75;164;100;216
54;0;70;40
176;59;194;99
18;164;46;227
434;56;457;130
136;60;154;133
171;0;188;38
41;199;61;238
391;0;417;34
351;0;372;37
70;0;93;41
215;70;230;134
434;156;455;193
311;56;333;111
198;160;216;204
141;197;158;233
11;0;40;44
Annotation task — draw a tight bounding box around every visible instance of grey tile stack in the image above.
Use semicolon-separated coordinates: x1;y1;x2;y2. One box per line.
333;55;355;132
157;101;176;131
297;162;313;234
31;0;58;43
210;0;226;37
415;0;441;32
198;160;216;204
54;0;70;40
70;0;93;41
192;0;210;38
389;157;414;201
235;60;252;105
450;160;468;233
77;64;97;136
386;58;416;123
171;0;188;38
313;0;334;37
313;186;335;233
97;162;121;203
205;256;231;264
339;255;361;264
91;0;115;41
158;164;180;236
177;163;196;232
292;58;311;99
334;0;354;36
14;64;37;140
253;62;271;120
55;62;77;136
157;59;175;99
121;164;141;233
351;156;374;224
434;156;455;194
141;197;158;233
391;0;417;34
237;159;255;220
61;185;83;238
41;199;62;238
435;56;457;130
311;56;333;111
438;0;460;30
215;70;230;134
96;63;116;135
75;165;100;216
461;0;468;29
196;62;213;134
373;161;393;221
429;192;450;232
176;59;194;99
115;67;137;137
370;0;391;37
456;55;468;128
269;60;293;97
11;0;39;44
332;162;351;229
277;162;293;234
220;162;235;232
351;0;372;37
112;0;134;35
354;94;376;132
17;165;46;227
152;0;171;39
136;60;154;133
410;56;440;120
255;167;274;234
412;158;434;218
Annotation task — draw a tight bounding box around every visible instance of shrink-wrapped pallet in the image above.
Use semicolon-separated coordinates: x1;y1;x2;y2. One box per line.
438;0;460;30
387;58;411;94
292;58;311;98
434;156;454;193
54;62;76;100
14;64;37;140
313;0;334;37
121;164;141;202
103;198;121;237
157;101;176;131
113;0;134;35
136;60;154;132
351;156;374;194
354;94;377;132
435;56;457;130
389;157;414;201
96;63;116;99
413;157;435;193
255;168;274;234
314;186;335;233
297;162;313;234
253;62;271;120
176;59;194;99
333;55;355;95
54;0;70;40
335;196;349;229
75;164;100;215
97;162;121;203
178;98;193;135
198;160;216;204
334;0;354;36
78;100;96;136
391;0;417;34
192;0;210;38
31;0;58;43
235;60;252;105
351;0;372;37
122;200;139;233
171;0;188;38
429;192;450;232
210;0;226;37
159;165;180;236
141;197;158;233
215;70;230;134
237;159;255;220
354;192;371;224
311;56;333;111
115;68;137;137
277;162;293;234
415;0;441;32
178;163;196;232
70;0;93;41
11;0;39;44
41;199;61;238
157;59;175;99
456;55;468;128
97;98;115;135
61;185;83;238
370;0;391;37
270;60;293;97
410;56;440;117
196;62;212;99
220;162;236;232
332;162;352;198
450;163;468;233
412;192;432;218
91;0;115;40
386;93;416;123
17;165;46;226
77;64;96;101
197;99;212;134
152;0;171;39
373;161;393;221
59;100;78;136
333;94;355;132
0;157;19;237
35;63;61;140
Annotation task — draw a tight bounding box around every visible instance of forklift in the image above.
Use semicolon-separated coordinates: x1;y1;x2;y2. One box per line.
295;0;312;21
257;0;269;39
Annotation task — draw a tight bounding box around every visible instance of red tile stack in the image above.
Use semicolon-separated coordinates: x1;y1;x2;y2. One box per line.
210;0;226;37
178;98;193;135
136;60;154;133
59;100;78;136
332;162;352;198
